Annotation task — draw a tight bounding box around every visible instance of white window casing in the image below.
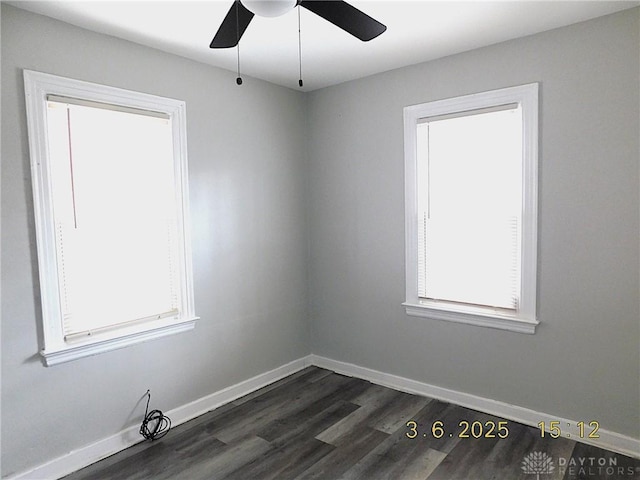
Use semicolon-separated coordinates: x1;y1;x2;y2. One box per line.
24;70;198;365
403;83;539;334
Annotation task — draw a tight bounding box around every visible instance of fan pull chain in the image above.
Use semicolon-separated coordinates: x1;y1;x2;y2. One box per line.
236;0;243;85
297;6;303;88
236;44;242;85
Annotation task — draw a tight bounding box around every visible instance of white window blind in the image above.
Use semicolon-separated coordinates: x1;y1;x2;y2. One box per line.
416;106;523;311
25;70;197;365
46;99;181;339
403;83;538;333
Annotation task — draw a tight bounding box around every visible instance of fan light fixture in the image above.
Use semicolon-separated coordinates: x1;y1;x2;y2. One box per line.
241;0;297;17
210;0;387;87
210;1;386;49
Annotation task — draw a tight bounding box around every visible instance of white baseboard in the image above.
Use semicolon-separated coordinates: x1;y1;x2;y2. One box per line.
9;353;638;479
7;356;313;480
309;354;640;460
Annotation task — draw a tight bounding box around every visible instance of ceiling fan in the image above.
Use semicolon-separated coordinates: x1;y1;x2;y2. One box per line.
209;0;387;49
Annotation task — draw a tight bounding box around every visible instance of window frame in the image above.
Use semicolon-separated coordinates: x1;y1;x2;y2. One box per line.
24;70;198;365
403;83;539;334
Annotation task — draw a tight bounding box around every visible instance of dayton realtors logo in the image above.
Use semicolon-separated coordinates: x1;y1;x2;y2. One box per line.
521;451;554;479
521;451;639;478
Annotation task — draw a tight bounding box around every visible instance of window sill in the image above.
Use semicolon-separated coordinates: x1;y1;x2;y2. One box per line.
403;302;538;334
40;317;198;366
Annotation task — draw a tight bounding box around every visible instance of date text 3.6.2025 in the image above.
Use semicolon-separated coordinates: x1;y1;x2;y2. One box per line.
406;420;509;439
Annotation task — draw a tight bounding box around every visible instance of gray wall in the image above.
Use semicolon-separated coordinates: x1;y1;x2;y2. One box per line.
2;3;639;477
307;7;639;440
1;5;309;477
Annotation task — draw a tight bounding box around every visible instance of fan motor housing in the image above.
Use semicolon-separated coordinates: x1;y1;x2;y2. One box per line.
241;0;297;17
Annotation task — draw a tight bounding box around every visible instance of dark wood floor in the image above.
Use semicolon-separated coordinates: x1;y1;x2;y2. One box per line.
64;367;640;480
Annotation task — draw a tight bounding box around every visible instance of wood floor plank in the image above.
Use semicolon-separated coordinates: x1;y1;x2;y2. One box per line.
342;445;446;480
228;366;329;410
303;367;335;383
172;435;272;480
315;386;399;445
339;422;447;480
395;448;448;480
351;383;399;407
257;398;361;444
368;391;431;434
211;373;353;443
231;366;324;406
425;431;502;479
222;438;335;480
294;427;390;480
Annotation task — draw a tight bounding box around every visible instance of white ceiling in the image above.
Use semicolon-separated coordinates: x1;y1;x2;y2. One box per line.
8;0;639;91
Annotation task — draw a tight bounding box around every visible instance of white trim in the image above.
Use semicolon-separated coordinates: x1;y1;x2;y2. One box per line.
403;303;538;334
41;318;197;366
309;355;640;460
7;354;638;479
23;70;198;364
403;83;539;333
6;356;313;480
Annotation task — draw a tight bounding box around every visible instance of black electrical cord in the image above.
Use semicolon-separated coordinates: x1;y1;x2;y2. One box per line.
139;390;171;441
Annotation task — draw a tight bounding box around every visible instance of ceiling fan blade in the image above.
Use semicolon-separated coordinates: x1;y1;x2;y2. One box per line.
299;0;386;42
210;1;255;48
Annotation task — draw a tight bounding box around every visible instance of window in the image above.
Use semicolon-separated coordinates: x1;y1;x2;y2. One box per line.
403;84;538;334
24;70;197;365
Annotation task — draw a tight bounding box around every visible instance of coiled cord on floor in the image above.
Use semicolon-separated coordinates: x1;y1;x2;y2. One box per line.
139;390;171;441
